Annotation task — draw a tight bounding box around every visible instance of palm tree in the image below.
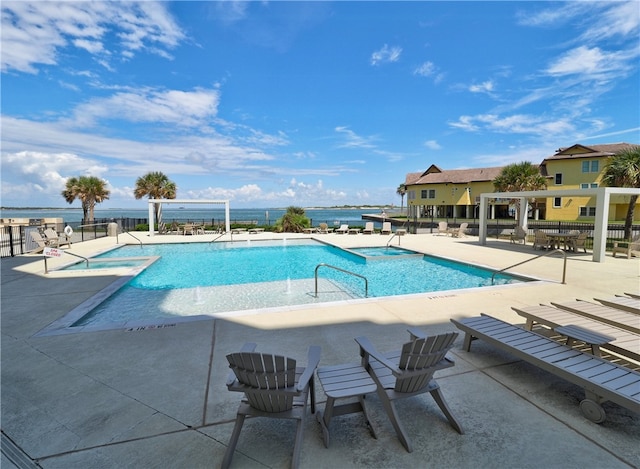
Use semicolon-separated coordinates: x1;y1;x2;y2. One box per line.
276;206;310;233
134;172;177;226
493;161;547;225
602;146;640;240
62;175;110;223
396;184;406;214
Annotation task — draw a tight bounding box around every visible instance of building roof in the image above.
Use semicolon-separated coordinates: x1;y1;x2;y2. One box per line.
541;142;639;163
405;166;504;186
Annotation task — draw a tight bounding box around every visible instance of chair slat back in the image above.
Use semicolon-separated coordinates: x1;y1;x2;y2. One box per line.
227;352;297;412
395;332;457;393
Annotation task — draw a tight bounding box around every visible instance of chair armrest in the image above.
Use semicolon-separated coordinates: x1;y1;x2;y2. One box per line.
354;336;399;372
226;343;257;386
296;345;321;391
407;327;426;340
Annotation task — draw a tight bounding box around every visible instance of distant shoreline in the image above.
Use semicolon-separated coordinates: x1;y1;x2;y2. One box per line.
2;205;394;211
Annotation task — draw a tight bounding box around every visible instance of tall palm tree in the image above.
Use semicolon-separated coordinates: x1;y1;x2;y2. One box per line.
61;175;110;223
493;161;547;225
396;184;406;214
602;146;640;240
134;172;177;226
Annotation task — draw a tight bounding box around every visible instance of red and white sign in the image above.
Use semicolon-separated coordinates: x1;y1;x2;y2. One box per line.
43;247;63;258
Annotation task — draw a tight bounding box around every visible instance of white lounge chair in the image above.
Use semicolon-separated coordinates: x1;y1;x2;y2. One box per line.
335;224;349;234
380;222;392;235
362;222;374;234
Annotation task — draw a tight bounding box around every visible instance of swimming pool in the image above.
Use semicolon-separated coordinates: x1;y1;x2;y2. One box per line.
52;239;529;332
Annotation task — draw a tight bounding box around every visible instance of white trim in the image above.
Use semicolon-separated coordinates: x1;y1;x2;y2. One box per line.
478;187;640;263
147;199;230;236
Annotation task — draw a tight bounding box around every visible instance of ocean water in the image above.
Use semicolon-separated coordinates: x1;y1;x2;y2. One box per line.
0;206;390;226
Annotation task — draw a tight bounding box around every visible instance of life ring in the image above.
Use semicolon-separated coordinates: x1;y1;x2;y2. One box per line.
64;226;73;237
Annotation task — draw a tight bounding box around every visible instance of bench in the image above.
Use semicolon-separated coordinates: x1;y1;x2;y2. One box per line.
450;314;640;423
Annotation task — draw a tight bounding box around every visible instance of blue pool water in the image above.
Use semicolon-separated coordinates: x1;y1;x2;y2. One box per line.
71;239;526;328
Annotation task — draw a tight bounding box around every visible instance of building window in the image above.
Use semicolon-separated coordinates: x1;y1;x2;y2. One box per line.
581;183;598;189
421;189;435;199
407;190;415;201
579;207;596;217
555;173;563;185
553;197;562;208
582;160;599;173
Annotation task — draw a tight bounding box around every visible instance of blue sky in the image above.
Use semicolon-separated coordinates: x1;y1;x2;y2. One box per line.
2;1;639;209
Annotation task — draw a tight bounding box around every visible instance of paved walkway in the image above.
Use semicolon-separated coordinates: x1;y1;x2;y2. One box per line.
2;232;639;468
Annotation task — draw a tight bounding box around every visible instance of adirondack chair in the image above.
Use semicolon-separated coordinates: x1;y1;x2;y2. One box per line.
222;343;321;469
355;329;463;452
436;221;448;236
612;234;640;259
510;226;527;244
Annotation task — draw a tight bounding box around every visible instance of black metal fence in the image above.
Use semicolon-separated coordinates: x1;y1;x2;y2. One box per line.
1;217;638;258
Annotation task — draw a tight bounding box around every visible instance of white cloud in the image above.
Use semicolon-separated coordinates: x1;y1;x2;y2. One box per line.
68;87;221;128
1;1;186;73
424;140;441;150
370;44;402;66
545;46;630;77
334;126;377;149
414;61;435;76
469;80;494;94
1;150;110;204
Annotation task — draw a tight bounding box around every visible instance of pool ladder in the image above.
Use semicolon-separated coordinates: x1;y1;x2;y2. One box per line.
314;263;368;298
490;248;567;285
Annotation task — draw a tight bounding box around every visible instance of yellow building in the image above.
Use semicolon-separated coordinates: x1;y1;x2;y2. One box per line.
404;142;639;221
405;165;504;219
541;143;640;221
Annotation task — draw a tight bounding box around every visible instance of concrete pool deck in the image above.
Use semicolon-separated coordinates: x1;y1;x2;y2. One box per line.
2;231;639;468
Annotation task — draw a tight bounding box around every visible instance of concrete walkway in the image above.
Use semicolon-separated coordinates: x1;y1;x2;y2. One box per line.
2;232;639;468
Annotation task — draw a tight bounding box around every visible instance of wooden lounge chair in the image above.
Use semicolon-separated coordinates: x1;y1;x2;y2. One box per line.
512;304;640;362
550;300;640;334
335;224;349;234
183;223;195;235
612;234;640;259
510;226;527;244
436;221;448;236
451;314;640;423
29;231;49;253
533;230;552;250
222;343;321;469
380;221;392;235
594;296;640;315
44;228;71;247
362;222;375;234
355;329;463;452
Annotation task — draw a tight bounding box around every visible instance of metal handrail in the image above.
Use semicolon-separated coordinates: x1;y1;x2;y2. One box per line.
314;263;368;298
44;250;89;274
118;231;143;248
386;233;399;246
209;232;226;243
491;248;568;285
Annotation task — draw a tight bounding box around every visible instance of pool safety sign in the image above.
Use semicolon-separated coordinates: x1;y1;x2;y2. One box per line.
43;247;63;258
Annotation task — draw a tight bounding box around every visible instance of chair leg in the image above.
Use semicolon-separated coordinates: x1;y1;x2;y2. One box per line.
221;413;246;469
291;417;305;469
430;387;464;434
378;393;413;452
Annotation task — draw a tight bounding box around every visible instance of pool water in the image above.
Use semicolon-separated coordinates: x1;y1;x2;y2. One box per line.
346;246;421;258
70;239;527;328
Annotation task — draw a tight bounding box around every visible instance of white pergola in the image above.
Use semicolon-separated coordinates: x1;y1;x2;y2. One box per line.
478;187;640;263
147;199;230;236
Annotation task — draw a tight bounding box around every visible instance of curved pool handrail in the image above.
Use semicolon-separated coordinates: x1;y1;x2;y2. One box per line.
314;263;368;298
491;248;567;285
